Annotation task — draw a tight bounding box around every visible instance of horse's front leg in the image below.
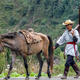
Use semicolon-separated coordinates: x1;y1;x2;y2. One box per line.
4;51;16;80
23;56;29;80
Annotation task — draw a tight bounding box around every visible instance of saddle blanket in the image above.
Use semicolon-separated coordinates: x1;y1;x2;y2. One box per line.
19;30;42;44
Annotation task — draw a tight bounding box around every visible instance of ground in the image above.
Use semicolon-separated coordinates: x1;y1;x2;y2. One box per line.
0;77;80;80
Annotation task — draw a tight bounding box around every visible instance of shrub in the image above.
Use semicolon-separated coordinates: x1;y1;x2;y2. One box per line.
0;52;6;74
54;47;61;56
8;17;17;26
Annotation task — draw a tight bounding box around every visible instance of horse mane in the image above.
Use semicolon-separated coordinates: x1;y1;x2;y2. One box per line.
1;32;17;39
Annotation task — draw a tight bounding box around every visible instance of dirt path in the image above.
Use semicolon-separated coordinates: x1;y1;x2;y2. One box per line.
0;77;80;80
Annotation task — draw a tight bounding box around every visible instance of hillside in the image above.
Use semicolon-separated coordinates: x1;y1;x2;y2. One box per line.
0;0;80;39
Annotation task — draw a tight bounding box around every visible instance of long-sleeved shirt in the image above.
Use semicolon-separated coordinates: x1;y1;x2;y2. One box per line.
56;29;79;56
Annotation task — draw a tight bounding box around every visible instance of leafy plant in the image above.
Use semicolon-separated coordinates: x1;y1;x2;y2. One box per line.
0;52;6;74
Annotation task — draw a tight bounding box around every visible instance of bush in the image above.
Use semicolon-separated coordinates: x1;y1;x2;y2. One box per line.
4;4;14;11
8;17;17;26
0;52;6;74
17;7;28;17
6;48;11;64
54;47;61;56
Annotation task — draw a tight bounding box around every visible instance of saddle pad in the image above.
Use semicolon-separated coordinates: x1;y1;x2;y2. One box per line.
19;30;42;44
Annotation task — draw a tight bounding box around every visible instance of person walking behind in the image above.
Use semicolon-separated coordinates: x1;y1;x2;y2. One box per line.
53;19;80;79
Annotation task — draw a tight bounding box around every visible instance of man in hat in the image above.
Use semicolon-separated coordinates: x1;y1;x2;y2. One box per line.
53;19;80;79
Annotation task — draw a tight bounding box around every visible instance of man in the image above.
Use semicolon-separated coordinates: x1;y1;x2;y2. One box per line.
53;19;80;79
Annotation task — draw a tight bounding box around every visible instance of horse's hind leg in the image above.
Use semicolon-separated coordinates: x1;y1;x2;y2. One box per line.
45;52;51;78
47;58;51;78
43;49;51;78
4;51;16;80
36;51;43;79
22;56;29;79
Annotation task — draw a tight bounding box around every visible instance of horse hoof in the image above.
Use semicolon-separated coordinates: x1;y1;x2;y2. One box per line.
48;73;51;78
35;77;40;80
48;75;51;78
49;76;51;78
4;76;10;80
25;77;29;80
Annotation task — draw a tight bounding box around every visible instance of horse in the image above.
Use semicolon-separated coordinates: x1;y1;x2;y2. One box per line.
0;30;53;80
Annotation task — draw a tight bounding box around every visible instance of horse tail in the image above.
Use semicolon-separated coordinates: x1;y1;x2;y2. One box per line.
47;35;54;74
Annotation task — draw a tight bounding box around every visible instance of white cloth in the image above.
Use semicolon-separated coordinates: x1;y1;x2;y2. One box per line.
57;29;79;56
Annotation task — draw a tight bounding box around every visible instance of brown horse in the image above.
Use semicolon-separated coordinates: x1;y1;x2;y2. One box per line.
0;30;53;80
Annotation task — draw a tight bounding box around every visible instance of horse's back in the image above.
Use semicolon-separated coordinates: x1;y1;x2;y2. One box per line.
19;31;49;55
14;30;49;55
19;30;42;44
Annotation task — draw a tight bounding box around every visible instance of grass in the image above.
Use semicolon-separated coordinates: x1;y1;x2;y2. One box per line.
0;72;47;78
53;52;80;76
0;52;80;78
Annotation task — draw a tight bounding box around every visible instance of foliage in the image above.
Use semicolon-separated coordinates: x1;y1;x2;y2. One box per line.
0;72;47;78
53;52;80;76
0;0;80;77
30;72;37;77
78;44;80;53
0;52;80;77
0;52;6;74
54;47;61;56
0;73;7;78
0;0;79;39
10;72;21;77
6;48;12;64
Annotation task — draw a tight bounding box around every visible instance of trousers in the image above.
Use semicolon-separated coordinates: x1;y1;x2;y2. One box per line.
65;55;75;67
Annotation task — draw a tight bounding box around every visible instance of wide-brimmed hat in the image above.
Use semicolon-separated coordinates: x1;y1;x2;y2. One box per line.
62;19;74;26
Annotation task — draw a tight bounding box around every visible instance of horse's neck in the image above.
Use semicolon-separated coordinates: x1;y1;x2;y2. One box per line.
1;32;17;39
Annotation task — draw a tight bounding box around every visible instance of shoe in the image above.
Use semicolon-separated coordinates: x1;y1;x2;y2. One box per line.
71;63;80;78
61;66;69;79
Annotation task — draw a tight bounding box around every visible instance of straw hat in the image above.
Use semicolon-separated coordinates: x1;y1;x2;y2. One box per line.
62;19;74;26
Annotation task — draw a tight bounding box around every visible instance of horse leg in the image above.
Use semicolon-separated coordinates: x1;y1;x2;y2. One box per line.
4;51;16;80
36;51;43;79
23;56;29;79
43;50;51;78
43;48;51;78
43;53;51;78
45;52;51;78
47;58;51;78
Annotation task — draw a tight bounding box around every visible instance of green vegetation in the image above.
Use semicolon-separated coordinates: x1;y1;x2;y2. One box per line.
0;72;47;78
0;52;6;74
0;0;79;39
0;0;80;77
0;52;80;77
53;52;80;76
